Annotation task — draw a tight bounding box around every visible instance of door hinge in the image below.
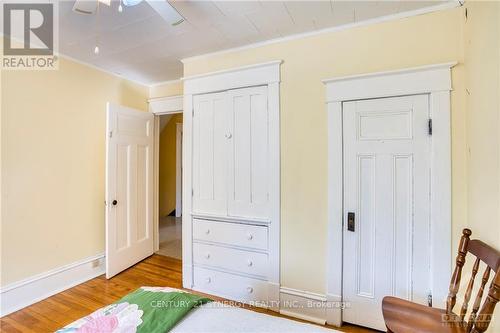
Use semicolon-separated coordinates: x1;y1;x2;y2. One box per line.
109;131;113;138
427;293;433;307
428;119;433;136
191;188;194;197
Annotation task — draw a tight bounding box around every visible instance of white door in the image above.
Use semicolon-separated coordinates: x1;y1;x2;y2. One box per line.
342;95;431;330
192;92;228;215
106;103;154;278
227;86;270;219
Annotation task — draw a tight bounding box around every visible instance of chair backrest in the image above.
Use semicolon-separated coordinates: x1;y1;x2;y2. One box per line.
446;229;500;333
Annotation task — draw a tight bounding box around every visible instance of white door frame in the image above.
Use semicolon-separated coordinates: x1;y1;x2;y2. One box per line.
148;95;183;252
175;122;183;218
323;62;456;326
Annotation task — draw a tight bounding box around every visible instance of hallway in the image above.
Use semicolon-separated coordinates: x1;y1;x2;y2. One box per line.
157;216;182;260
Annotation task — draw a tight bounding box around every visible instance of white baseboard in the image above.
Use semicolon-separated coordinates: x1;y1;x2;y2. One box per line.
267;282;280;312
0;253;105;317
279;287;329;325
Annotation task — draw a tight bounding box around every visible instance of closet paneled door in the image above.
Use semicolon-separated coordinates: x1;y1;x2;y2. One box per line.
227;86;270;219
192;92;228;216
192;86;271;220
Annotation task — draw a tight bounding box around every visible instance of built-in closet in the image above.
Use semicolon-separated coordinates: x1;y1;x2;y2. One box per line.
182;61;281;308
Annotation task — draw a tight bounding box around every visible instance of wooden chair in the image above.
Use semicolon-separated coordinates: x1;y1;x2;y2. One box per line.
382;229;500;333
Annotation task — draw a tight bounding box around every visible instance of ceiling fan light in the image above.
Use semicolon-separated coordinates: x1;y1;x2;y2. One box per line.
145;0;184;26
122;0;143;7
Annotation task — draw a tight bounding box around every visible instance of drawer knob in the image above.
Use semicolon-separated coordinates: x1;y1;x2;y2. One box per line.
247;260;253;267
206;277;211;283
205;229;210;235
205;253;211;259
246;287;253;294
247;233;253;240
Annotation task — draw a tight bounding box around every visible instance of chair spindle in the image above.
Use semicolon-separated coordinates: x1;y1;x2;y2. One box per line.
471;276;499;333
447;229;472;313
467;266;491;333
460;257;481;321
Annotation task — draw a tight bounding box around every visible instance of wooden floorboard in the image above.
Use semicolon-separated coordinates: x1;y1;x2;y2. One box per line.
0;255;375;333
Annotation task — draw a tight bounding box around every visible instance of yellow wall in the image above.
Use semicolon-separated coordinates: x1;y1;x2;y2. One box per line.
150;80;183;99
159;114;183;217
463;3;500;329
1;56;149;286
464;1;500;246
184;7;468;294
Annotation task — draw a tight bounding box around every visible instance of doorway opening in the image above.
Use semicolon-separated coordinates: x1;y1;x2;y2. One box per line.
156;113;183;260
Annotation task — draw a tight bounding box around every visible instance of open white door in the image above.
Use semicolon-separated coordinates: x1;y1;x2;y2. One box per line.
106;103;154;278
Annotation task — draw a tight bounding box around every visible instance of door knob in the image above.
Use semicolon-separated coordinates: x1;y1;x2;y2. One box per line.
225;133;232;139
112;200;118;206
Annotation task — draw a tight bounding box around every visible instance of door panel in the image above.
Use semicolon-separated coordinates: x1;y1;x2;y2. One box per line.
106;103;154;278
192;92;228;215
227;86;270;219
342;95;431;330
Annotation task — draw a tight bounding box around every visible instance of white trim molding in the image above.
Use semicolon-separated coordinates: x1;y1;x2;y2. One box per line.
0;253;105;317
148;95;183;115
175;122;183;218
279;287;329;325
151;96;183;252
324;62;456;326
323;62;457;102
182;60;282;95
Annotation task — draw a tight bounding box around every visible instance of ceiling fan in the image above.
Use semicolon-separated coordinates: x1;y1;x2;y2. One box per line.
73;0;185;26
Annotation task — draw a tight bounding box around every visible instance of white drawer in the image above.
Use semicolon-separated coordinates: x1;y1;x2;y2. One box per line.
193;243;268;277
193;219;268;250
193;266;268;305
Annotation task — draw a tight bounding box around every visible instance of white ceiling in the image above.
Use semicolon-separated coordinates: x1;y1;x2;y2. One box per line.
58;0;451;85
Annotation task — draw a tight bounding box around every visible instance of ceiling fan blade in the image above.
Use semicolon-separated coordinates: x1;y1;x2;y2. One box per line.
145;0;184;26
72;0;98;15
72;0;110;15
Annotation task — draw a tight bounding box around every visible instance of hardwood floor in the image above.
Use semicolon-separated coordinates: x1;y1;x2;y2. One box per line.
0;255;375;333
